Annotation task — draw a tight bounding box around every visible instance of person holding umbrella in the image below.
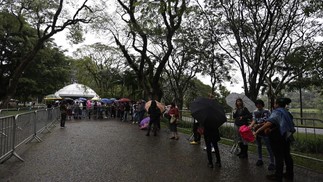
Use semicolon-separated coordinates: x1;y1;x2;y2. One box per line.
233;98;252;159
198;120;222;168
146;100;162;136
190;96;227;168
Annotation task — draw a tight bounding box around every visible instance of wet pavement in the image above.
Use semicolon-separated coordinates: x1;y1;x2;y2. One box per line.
0;119;322;182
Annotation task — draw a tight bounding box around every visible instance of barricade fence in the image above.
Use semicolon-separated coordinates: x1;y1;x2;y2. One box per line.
0;107;60;163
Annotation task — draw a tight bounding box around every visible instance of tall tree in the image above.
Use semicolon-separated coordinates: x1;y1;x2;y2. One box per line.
94;0;187;101
207;0;322;101
195;1;232;93
163;5;205;110
0;0;94;108
15;45;72;103
73;43;126;97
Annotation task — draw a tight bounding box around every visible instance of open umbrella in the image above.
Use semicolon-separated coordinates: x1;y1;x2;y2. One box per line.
225;93;256;112
145;100;165;113
119;98;131;102
44;94;62;100
139;117;150;130
78;97;87;101
91;96;100;101
101;98;113;104
63;97;74;104
190;97;227;129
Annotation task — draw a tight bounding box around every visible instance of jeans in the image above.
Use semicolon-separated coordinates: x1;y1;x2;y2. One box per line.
256;135;275;164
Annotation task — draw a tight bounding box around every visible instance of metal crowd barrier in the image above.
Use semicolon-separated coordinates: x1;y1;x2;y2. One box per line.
176;110;323;163
0;107;60;163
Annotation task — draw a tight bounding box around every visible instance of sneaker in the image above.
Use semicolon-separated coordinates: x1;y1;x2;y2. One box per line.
203;147;215;152
268;163;275;171
256;160;264;166
190;141;199;145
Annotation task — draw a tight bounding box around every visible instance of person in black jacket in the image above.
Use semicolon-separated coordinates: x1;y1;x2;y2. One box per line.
200;122;221;168
146;100;162;136
233;98;252;158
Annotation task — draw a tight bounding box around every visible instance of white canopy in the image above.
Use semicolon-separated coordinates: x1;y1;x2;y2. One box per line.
55;83;98;98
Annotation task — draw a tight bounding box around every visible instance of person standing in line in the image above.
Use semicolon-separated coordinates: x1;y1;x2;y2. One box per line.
190;118;201;145
123;102;131;122
249;99;275;170
168;102;179;140
138;100;146;125
146;100;162;136
233;98;252;159
132;102;138;124
60;101;68;128
86;100;92;119
198;123;221;168
254;98;295;182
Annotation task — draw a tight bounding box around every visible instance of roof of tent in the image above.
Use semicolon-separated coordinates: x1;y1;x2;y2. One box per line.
55;83;98;98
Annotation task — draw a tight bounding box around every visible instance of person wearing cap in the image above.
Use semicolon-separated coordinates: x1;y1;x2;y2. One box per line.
249;99;275;170
254;97;295;182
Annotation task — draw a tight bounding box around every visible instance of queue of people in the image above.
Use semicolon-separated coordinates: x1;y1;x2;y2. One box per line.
187;96;295;182
57;95;295;182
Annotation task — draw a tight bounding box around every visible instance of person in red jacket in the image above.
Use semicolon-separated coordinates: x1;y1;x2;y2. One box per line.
168;102;179;140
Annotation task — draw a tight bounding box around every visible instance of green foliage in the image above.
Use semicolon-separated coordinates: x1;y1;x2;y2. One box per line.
15;45;72;102
292;137;323;154
0;12;37;100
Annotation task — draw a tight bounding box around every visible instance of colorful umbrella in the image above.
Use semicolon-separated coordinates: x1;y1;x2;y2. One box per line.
140;117;150;130
119;98;131;102
44;94;62;100
78;97;87;101
145;100;165;112
101;98;113;104
91;96;100;101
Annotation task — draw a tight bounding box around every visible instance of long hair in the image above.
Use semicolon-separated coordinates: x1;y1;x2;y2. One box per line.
235;98;244;108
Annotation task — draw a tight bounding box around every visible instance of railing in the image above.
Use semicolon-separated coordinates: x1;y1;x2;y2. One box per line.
176;110;323;163
0;108;60;163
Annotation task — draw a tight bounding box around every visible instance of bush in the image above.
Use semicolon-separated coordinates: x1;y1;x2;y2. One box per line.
292;137;323;154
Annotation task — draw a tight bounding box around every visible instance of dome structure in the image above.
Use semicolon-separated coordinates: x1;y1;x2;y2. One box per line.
55;83;98;98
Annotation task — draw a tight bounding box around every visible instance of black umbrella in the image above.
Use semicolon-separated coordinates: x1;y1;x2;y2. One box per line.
190;97;227;129
63;97;74;104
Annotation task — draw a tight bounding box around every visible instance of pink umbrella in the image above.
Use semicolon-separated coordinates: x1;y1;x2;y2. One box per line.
119;98;131;102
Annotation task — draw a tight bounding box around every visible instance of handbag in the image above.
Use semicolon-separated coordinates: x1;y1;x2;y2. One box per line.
170;116;177;123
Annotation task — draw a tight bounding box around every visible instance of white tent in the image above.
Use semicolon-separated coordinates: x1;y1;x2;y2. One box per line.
55;83;98;98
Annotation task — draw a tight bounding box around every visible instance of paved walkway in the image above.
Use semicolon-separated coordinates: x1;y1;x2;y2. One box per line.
0;119;322;182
